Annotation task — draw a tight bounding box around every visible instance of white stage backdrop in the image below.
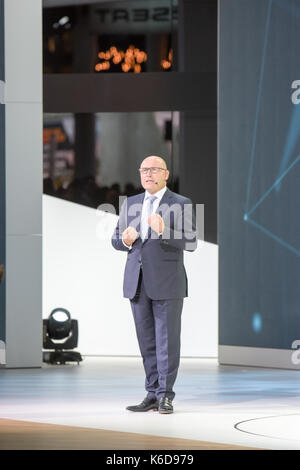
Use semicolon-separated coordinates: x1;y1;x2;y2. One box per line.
43;195;218;357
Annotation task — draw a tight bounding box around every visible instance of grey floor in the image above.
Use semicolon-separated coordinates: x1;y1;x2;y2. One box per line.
0;356;300;449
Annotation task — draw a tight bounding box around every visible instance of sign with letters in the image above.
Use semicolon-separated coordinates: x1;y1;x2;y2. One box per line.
90;0;178;34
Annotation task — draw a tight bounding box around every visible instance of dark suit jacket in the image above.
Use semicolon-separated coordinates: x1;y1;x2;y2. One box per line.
111;188;197;300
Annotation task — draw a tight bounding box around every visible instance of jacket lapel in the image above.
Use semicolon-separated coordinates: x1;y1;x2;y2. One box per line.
155;188;173;215
135;192;145;234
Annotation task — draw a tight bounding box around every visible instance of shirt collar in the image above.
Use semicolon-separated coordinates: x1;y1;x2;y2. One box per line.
145;185;167;203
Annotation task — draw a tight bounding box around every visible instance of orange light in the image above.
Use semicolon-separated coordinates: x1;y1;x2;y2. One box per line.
125;55;134;67
113;53;122;64
122;63;130;72
136;52;144;63
48;37;55;53
125;48;134;57
161;60;171;69
96;44;147;73
43;128;66;144
95;61;110;71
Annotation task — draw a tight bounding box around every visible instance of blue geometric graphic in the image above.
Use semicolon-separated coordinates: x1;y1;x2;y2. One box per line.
244;0;300;258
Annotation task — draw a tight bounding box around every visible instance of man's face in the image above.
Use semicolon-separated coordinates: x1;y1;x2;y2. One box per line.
140;157;169;194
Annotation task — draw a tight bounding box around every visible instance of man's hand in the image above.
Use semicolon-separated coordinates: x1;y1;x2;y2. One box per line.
122;226;139;247
148;214;165;234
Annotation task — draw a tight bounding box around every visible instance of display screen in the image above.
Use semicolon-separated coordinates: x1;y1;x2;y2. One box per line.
219;0;300;349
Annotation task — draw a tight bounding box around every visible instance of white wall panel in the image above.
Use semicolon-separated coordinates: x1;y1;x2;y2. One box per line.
4;0;42;103
2;0;43;367
6;234;42;367
6;103;42;235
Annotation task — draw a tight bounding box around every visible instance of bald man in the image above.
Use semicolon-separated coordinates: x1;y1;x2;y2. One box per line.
112;156;197;414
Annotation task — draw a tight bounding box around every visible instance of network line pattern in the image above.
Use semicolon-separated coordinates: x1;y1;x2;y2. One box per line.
244;0;300;258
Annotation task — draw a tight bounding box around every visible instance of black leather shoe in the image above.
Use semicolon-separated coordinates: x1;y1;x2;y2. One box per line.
158;397;173;414
126;397;159;412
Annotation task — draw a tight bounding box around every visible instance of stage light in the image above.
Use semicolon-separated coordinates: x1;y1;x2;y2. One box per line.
53;16;70;30
58;16;69;26
43;308;82;365
47;308;71;339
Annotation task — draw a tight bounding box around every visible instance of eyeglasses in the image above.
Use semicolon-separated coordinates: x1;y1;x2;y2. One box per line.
139;167;167;175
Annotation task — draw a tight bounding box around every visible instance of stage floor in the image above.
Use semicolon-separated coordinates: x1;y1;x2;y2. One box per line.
0;356;299;450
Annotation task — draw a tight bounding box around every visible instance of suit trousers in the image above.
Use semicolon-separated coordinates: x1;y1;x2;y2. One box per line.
130;266;183;401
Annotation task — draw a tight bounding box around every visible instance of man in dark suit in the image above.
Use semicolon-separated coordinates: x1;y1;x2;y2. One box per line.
111;156;197;414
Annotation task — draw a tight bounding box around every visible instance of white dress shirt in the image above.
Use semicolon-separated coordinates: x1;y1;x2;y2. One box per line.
140;185;167;240
122;185;167;249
